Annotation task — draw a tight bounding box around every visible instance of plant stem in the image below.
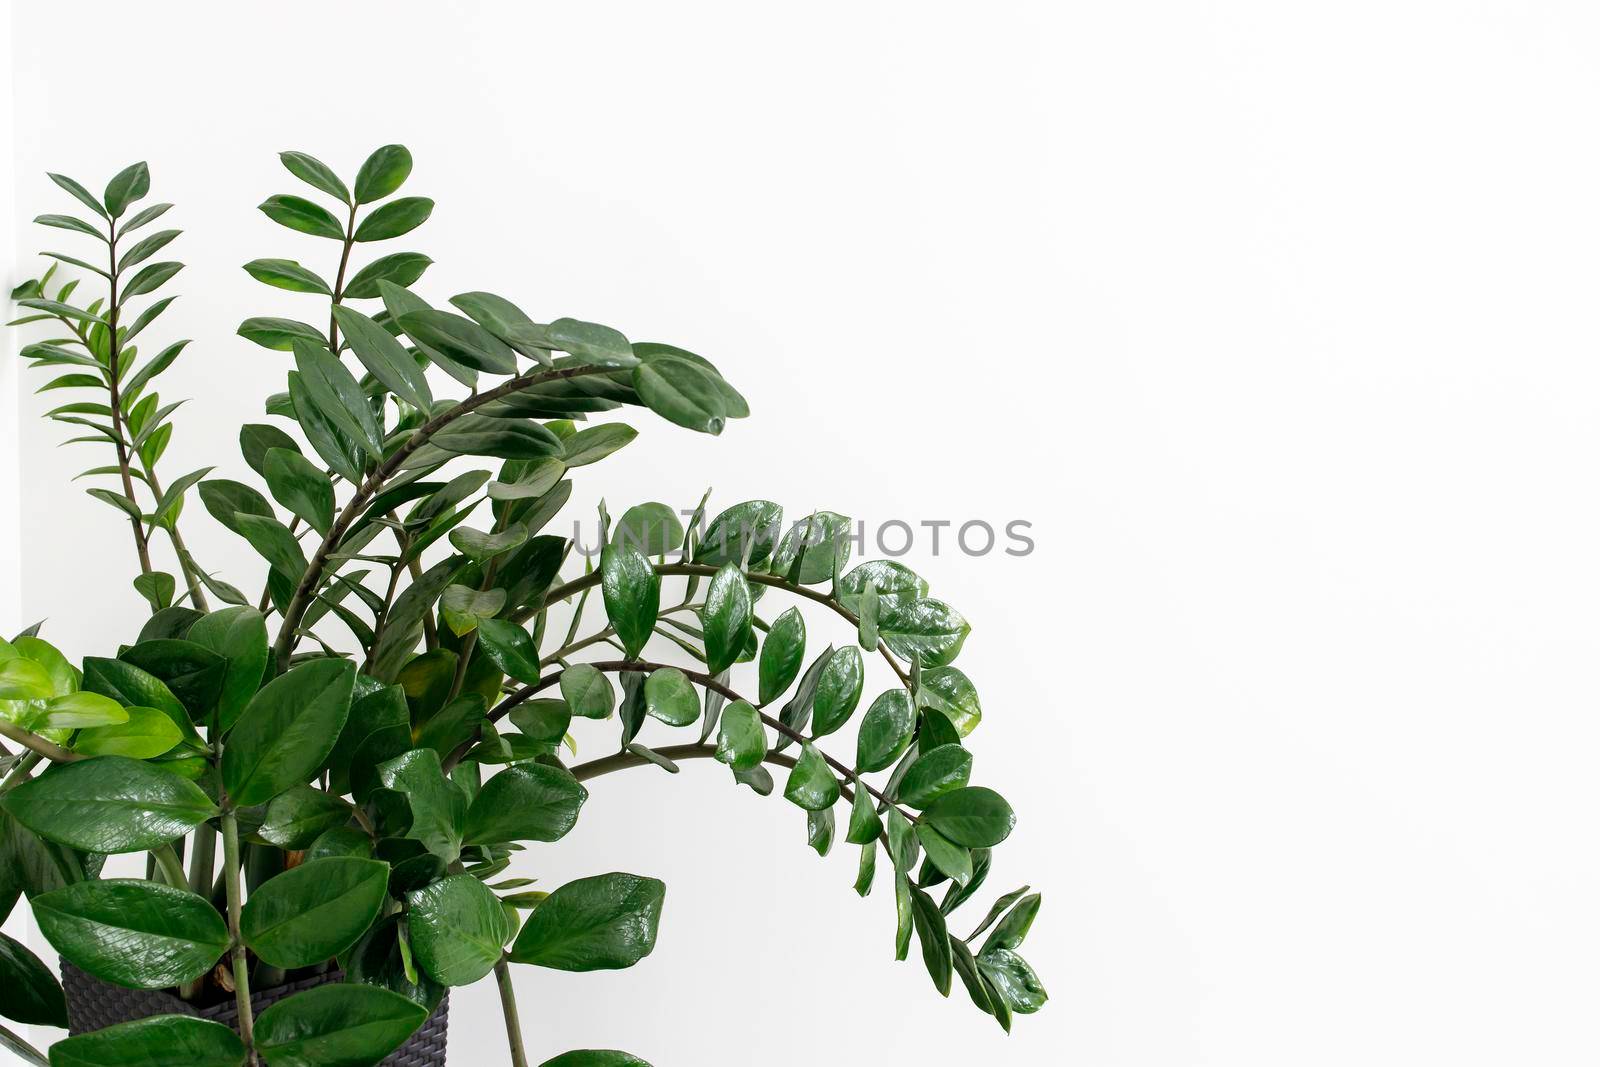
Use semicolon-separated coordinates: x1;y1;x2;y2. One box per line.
153;843;189;888
271;363;615;670
142;464;209;610
493;960;530;1067
0;1022;49;1067
0;719;81;763
0;751;42;791
102;216;154;578
221;809;257;1062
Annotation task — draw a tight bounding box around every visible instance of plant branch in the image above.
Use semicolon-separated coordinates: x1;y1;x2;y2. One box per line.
0;1022;49;1067
0;718;82;762
102;217;154;578
271;363;616;670
221;808;257;1063
493;959;530;1067
142;463;210;611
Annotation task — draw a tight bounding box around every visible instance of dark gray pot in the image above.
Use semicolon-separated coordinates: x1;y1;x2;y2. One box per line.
59;960;449;1065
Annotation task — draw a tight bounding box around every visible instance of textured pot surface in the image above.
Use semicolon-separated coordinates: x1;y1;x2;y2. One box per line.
60;960;449;1066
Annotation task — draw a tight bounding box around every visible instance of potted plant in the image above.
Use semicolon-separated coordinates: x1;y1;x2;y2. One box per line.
0;146;1047;1067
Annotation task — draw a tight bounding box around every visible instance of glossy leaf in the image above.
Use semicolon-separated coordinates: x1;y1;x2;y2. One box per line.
694;500;783;567
0;931;67;1026
240;857;389;968
702;563;751;675
475;618;543;685
259;194;345;239
242;258;331;294
915;823;973;887
103;161;150;219
910;886;954;996
465;763;587;844
643;667;697;727
898;743;972;808
759;607;806;704
845;784;883;845
222;658;355;805
632;355;725;434
0;757;216;853
186;606;269;733
856;689;914;772
34;878;228;989
254;983;427;1067
783;743;840;811
256;785;352;849
280;151;350;203
609;502;681;556
343;252;432;299
73;705;183;758
378;748;467;862
714;700;765;771
877;597;971;668
263;447;334;534
537;1053;653;1067
333;305;433;410
918;665;982;737
600;544;659;659
921;787;1016;848
354;145;413;204
508;872;665;971
771;512;851;586
354;196;433;242
396;309;516;374
48;1015;245;1067
406;873;509;986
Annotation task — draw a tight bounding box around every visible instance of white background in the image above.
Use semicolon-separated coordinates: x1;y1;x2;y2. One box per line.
4;2;1600;1064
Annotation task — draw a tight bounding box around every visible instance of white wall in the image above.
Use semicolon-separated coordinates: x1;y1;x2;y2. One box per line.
7;2;1600;1064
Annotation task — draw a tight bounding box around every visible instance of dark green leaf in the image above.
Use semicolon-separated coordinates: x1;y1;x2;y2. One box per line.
378;748;466;862
222;658;355;805
354;196;433;242
783;743;839;811
280;151;350;204
632;355;725;434
34;878;228;989
643;667;697;727
845;784;883;845
332;305;433;410
0;757;216;853
922;787;1016;848
256;785;352;849
343;252;432;300
354;145;414;204
243;258;331;295
103;161;150;219
254;983;427;1067
811;646;864;738
475;618;543;685
292;339;383;458
406;873;510;986
562;424;637;467
537;1053;653;1067
48;1015;245;1067
759;607;806;704
807;806;835;856
46;175;106;219
0;931;67;1026
856;689;914;772
915;823;973;887
910;887;954;996
702;563;751;675
449;291;552;362
464;763;587;844
977;947;1047;1015
186;606;269;732
898;744;972;808
240;857;389;968
714;700;765;771
918;665;982;737
263;447;335;534
121;261;184;298
609;502;681;556
878;597;970;668
237;316;328;352
430;413;562;460
508;872;665;971
600;544;659;659
770;512;852;586
259;194;345;239
396;309;516;375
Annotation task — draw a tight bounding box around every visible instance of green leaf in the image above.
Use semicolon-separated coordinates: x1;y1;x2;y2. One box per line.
600;544;660;659
378;748;467;862
634;342;746;416
979;891;1041;956
450;522;529;562
609;502;681;556
103;161;150;219
343;252;433;299
254;983;427;1067
771;512;852;586
222;658;355;805
406;873;510;986
702;563;752;675
915;823;973;886
885;806;920;874
256;785;352;849
240;857;389;968
475;618;543;685
280;151;350;204
810;646;864;739
259;194;346;239
838;560;928;609
439;584;506;637
431;413;563;459
807;806;835;856
48;173;107;219
547;318;635;366
856;689;914;772
877;597;971;667
449;291;553;362
342;914;443;1011
243;258;331;295
354;145;414;204
48;1015;245;1067
187;606;269;732
332;305;433;410
714;700;765;771
464;763;587;844
783;743;839;811
263;447;335;534
898;743;972;808
486;457;565;502
632;355;725;434
34;213;104;240
396;309;516;374
917;665;982;737
910;886;954;996
197;478;275;536
292;339;383;458
977;947;1047;1015
854;841;877;897
354;196;433;241
562;423;637;467
237;316;328;352
537;1053;653;1067
0;657;54;700
555;663;612;720
510;698;572;745
508;871;665;971
122;201;174;233
34;878;228;989
845;784;883;845
0;931;67;1027
858;582;879;648
73;705;183;758
288;371;364;482
922;787;1016;848
643;667;697;727
759;607;806;704
35;692;127;729
0;757;216;853
118;228;180;269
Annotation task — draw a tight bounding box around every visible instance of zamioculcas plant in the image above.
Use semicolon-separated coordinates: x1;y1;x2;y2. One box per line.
0;147;1046;1067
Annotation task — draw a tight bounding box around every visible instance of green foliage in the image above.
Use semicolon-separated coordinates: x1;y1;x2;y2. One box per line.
3;144;1042;1066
